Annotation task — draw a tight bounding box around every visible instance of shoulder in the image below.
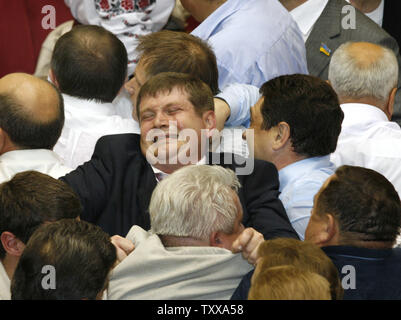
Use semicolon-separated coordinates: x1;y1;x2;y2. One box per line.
95;133;141;153
210;153;279;183
89;133;144;167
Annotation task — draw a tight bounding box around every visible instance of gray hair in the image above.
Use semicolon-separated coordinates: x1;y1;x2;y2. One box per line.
328;41;398;103
149;165;241;240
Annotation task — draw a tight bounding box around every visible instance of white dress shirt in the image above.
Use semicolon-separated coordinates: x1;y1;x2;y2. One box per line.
0;149;72;183
53;94;140;169
331;103;401;196
331;102;401;247
290;0;329;42
0;261;10;300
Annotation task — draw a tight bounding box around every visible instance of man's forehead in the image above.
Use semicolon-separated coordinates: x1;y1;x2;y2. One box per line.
140;87;191;110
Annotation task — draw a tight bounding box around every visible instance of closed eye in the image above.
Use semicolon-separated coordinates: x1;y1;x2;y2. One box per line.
140;112;154;121
166;108;181;115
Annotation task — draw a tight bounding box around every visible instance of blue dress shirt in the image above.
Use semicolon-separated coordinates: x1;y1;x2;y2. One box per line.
279;156;336;240
192;0;308;89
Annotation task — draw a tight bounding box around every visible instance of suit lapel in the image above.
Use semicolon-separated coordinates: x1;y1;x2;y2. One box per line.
306;0;343;78
137;158;157;229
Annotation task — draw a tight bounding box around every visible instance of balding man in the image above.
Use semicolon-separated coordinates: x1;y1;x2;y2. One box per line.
0;73;71;182
279;0;401;123
50;25;139;169
329;42;401;208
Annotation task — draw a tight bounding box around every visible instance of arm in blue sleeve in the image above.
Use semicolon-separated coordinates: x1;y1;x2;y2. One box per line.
216;83;261;128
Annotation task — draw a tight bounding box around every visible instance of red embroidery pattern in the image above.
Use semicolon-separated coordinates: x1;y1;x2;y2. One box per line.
95;0;155;14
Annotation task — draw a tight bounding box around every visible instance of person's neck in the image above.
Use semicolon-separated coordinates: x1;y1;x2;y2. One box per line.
279;0;307;12
338;239;394;249
159;235;209;247
340;97;390;120
349;0;381;13
1;255;19;280
0;141;19;156
153;153;206;175
274;152;307;171
194;0;227;22
153;163;186;175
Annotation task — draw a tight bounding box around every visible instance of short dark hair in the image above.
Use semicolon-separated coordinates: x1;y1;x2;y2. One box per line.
259;74;344;157
11;219;116;300
51;25;128;103
316;165;401;244
137;30;219;95
136;72;214;120
0;171;82;259
0;88;64;150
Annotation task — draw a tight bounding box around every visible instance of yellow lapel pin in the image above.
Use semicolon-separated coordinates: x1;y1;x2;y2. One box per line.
320;43;331;56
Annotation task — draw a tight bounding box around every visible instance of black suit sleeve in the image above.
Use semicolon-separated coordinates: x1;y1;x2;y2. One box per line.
239;159;299;240
60;136;116;223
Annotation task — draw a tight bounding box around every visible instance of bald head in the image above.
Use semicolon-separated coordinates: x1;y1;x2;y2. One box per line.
0;73;61;122
328;41;399;111
0;73;64;151
346;42;387;69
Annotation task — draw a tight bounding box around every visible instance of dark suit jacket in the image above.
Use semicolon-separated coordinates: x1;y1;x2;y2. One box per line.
383;0;401;50
61;134;298;240
306;0;401;121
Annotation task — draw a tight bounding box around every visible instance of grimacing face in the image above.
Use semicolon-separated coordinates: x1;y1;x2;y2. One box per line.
138;87;215;169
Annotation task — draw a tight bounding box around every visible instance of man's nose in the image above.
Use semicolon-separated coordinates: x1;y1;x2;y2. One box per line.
153;112;169;128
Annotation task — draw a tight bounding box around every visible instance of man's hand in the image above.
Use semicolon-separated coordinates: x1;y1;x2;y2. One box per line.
231;228;264;265
111;235;135;264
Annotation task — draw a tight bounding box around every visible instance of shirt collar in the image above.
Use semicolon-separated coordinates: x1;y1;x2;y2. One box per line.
322;245;393;259
0;149;63;164
151;155;207;181
278;155;332;192
290;0;329;42
62;94;117;117
340;103;389;128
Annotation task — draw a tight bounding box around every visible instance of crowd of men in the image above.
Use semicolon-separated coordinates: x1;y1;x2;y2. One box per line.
1;0;401;300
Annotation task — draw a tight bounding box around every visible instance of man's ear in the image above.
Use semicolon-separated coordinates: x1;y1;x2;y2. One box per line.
1;232;25;257
325;214;338;244
49;69;59;88
209;231;224;248
272;122;290;151
385;87;397;120
203;110;217;132
315;213;337;246
0;128;12;155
